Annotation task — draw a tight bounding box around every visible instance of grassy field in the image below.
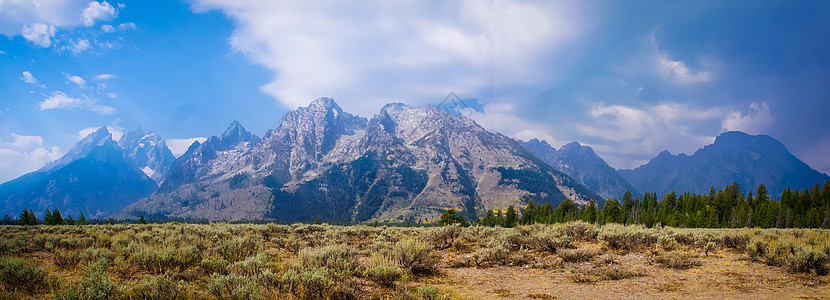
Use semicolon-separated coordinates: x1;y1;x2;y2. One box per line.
0;222;828;299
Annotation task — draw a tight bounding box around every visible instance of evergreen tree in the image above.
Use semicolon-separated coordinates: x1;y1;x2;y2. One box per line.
52;208;63;225
78;212;88;225
776;209;785;228
482;209;495;227
19;209;31;226
520;199;537;225
439;209;466;226
28;209;37;225
65;214;75;226
785;209;793;228
756;184;768;202
139;215;147;224
822;204;830;229
44;209;54;225
504;205;517;228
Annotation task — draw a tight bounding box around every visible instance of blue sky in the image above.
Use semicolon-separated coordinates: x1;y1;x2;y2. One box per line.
1;0;829;183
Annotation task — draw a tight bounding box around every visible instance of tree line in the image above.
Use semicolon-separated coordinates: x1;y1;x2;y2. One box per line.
3;209;149;225
472;180;830;229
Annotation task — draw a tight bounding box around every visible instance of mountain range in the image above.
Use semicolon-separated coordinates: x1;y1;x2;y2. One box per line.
1;98;827;222
0;127;159;218
122;98;600;222
618;131;830;198
521;139;640;200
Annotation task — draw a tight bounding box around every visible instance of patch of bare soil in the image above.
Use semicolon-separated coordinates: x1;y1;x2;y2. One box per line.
429;248;829;299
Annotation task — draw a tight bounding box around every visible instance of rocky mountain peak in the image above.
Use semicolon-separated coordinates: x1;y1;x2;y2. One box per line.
219;120;258;148
307;97;341;112
40;126;114;172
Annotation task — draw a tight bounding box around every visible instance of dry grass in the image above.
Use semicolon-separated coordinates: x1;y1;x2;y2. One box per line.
0;222;826;299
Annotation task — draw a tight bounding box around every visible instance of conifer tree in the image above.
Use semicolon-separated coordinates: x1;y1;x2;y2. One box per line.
44;209;54;225
139;215;147;224
65;214;75;225
504;205;517;228
78;212;88;225
19;209;30;225
28;209;37;225
52;208;63;225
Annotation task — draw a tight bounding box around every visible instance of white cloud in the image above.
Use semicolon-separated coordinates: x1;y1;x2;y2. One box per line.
69;38;91;54
21;71;38;84
101;24;115;33
96;74;116;80
66;74;87;88
4;134;44;149
721;102;773;134
40;91;84;110
0;0;120;50
0;146;63;183
658;55;712;84
578;102;725;169
167;137;208;157
116;22;135;31
82;1;116;27
21;71;45;88
0;133;63;182
190;1;589;116
465;102;558;146
21;23;57;47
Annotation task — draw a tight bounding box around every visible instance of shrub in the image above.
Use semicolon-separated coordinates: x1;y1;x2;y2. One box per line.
208;273;261;300
417;285;440;300
529;231;573;253
200;257;229;275
364;266;404;287
655;252;702;269
559;248;600;263
299;245;357;276
425;225;461;250
229;253;270;277
55;251;84;269
556;221;599;242
598;224;658;251
57;262;116;300
657;235;680;251
217;237;259;263
393;239;437;275
568;265;644;283
720;233;750;249
788;248;828;275
123;275;182;300
0;257;47;294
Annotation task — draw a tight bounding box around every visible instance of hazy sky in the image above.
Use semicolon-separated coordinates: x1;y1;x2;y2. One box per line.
1;0;829;183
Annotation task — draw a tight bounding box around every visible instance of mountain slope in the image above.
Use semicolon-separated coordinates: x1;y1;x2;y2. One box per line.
123;98;602;222
522;139;639;200
0;127;157;218
619;131;830;197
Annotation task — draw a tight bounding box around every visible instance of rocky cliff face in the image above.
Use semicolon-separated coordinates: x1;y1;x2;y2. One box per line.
118;128;176;183
522;139;639;200
619;131;830;197
123;98;601;222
